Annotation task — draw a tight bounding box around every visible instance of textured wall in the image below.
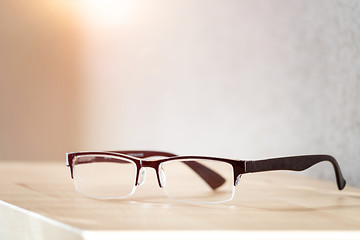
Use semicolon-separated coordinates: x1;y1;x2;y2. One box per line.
1;1;359;187
79;0;360;187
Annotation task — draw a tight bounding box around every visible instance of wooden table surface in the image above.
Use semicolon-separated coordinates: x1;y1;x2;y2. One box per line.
0;161;359;240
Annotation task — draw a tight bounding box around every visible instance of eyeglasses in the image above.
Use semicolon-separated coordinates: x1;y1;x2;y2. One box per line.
66;150;346;203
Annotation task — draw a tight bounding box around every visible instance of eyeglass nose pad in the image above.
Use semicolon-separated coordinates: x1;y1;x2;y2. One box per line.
159;167;166;188
137;167;146;186
235;174;242;186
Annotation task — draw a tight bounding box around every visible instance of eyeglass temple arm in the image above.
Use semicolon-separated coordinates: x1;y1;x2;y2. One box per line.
244;154;346;190
111;150;226;190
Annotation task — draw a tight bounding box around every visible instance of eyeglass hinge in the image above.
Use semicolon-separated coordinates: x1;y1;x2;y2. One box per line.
245;161;254;173
66;153;70;166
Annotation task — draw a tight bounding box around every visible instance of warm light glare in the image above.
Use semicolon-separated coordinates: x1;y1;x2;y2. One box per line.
75;0;137;25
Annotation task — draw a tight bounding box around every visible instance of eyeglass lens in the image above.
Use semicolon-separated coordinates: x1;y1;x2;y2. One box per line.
72;155;235;203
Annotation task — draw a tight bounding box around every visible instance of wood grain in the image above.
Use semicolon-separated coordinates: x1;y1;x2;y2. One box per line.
0;161;359;238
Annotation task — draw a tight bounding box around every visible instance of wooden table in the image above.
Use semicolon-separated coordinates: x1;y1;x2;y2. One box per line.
0;161;359;240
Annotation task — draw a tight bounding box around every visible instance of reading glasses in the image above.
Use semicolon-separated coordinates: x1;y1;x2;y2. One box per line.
66;150;346;203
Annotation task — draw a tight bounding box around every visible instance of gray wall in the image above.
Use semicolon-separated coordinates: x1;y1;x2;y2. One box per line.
80;0;360;187
1;0;359;187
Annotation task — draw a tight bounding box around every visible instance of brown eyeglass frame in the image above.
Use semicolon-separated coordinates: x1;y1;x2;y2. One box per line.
66;150;346;191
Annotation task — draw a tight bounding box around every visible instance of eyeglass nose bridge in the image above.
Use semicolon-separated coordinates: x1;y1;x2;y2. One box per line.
139;160;165;188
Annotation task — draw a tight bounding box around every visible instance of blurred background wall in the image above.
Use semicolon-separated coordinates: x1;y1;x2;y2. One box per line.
0;0;359;187
0;1;81;161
